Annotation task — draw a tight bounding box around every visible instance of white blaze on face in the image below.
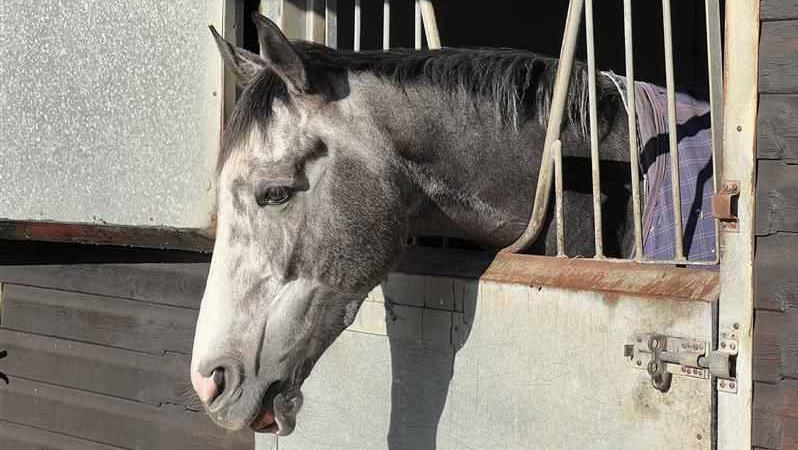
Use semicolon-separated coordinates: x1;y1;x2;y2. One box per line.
191;196;236;375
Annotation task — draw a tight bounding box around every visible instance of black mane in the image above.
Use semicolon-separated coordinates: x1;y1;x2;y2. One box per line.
300;43;597;131
221;44;609;169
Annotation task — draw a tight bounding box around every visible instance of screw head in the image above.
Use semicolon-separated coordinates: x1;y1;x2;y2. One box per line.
636;360;642;366
681;342;688;349
730;382;736;389
720;380;727;388
730;343;737;351
636;336;642;343
721;342;727;348
682;366;687;373
733;322;740;330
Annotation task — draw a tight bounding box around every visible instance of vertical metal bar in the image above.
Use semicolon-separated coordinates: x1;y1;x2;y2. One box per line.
501;0;585;253
383;0;390;50
305;0;315;41
325;0;338;49
661;0;685;261
705;0;724;263
419;0;441;49
585;0;603;258
623;0;644;261
414;0;422;49
553;140;566;256
353;0;361;51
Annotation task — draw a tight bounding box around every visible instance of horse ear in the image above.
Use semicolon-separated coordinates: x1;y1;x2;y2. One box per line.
209;25;265;88
251;13;308;95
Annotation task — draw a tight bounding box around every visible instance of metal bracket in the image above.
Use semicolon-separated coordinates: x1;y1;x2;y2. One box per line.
711;181;740;232
625;332;737;394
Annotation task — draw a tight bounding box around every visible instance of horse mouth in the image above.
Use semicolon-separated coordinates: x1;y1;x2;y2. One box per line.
250;384;303;435
250;408;279;433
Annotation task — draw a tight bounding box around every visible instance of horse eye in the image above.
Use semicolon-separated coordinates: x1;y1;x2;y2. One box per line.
256;186;292;206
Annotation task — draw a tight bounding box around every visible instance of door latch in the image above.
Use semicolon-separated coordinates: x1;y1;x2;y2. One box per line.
711;181;740;232
624;331;737;393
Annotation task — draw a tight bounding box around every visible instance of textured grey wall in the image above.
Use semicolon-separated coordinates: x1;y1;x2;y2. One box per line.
0;0;222;228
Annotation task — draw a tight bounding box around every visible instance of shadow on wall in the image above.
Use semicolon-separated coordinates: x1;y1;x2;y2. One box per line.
381;264;484;450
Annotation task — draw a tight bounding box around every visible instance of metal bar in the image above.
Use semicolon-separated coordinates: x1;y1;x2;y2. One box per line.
501;0;585;253
591;255;721;267
705;0;723;264
325;0;338;48
623;0;644;261
383;0;390;50
553;140;565;256
419;0;441;49
353;0;361;51
661;0;685;261
305;0;315;41
585;0;603;258
414;0;422;49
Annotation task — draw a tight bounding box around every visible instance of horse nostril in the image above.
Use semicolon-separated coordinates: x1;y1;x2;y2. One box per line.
212;368;226;397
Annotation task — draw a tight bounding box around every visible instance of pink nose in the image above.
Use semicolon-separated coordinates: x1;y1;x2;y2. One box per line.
191;368;223;404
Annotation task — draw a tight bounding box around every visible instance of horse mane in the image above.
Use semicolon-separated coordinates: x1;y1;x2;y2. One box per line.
299;43;600;134
222;44;609;169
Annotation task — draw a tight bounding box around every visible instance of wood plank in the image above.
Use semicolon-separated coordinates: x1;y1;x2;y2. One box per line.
756;161;798;234
755;233;798;310
0;263;209;309
759;21;798;93
762;0;798;21
753;380;798;450
0;329;195;407
758;95;798;163
0;220;214;252
1;284;197;354
0;420;123;450
754;309;798;383
0;378;252;450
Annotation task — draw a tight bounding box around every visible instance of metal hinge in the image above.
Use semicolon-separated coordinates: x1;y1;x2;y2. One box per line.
624;329;738;394
711;181;740;232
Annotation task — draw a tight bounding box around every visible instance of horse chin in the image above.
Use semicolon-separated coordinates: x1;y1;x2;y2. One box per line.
250;388;303;435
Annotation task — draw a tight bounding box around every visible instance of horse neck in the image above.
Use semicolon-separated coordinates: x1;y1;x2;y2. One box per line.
359;80;552;248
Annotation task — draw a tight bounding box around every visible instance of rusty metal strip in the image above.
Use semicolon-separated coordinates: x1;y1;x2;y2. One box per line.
481;253;718;302
0;220;214;253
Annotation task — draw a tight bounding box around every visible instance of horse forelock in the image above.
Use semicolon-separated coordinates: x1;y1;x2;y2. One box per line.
219;70;285;172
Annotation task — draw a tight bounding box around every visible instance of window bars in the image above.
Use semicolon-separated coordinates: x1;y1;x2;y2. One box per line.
504;0;724;266
272;0;722;265
351;0;441;51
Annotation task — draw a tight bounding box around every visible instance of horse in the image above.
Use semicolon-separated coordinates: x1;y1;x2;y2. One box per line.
190;12;640;435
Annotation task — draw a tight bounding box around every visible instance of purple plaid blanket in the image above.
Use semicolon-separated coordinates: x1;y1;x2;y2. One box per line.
607;73;716;262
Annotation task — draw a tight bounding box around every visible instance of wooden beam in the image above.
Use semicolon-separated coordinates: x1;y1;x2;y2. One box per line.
761;0;798;21
754;309;798;383
759;20;798;93
0;329;192;407
758;95;798;163
753;380;798;449
0;378;252;450
0;263;209;308
756;161;798;235
755;233;798;311
1;285;198;355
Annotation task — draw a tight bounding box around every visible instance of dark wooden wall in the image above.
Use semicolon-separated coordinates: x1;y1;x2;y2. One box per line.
754;1;798;448
0;261;253;450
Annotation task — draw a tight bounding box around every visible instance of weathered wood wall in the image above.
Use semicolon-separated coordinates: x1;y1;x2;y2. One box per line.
753;1;798;448
0;263;253;450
